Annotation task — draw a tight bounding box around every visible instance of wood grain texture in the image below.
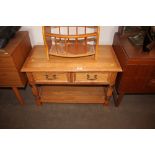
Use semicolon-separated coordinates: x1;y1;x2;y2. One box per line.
0;31;32;87
113;32;155;106
32;72;69;83
21;45;122;72
39;86;106;104
42;26;99;58
22;45;122;105
74;72;110;84
0;31;32;105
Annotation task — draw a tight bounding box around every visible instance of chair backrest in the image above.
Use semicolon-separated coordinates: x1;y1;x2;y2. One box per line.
42;26;100;60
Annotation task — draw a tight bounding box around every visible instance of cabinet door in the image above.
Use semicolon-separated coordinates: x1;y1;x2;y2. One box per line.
119;65;152;93
144;66;155;92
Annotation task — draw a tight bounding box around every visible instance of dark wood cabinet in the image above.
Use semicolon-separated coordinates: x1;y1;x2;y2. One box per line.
112;32;155;106
0;31;32;104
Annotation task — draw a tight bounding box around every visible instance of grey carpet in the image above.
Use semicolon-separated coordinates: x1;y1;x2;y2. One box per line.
0;85;155;129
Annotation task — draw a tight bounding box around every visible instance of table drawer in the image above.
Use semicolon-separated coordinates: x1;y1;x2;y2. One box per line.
32;72;69;83
74;72;110;83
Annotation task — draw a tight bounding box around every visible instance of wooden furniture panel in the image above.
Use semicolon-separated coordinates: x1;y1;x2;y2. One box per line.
0;57;16;70
118;65;151;92
74;72;110;84
112;34;128;69
0;31;32;104
21;45;121;72
22;45;122;105
0;71;22;86
113;32;155;106
144;66;155;92
146;78;155;91
12;34;32;70
39;86;106;104
32;72;69;83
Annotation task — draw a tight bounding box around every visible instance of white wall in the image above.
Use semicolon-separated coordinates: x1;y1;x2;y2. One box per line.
20;26;118;46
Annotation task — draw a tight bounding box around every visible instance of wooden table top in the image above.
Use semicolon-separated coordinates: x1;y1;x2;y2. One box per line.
21;45;122;72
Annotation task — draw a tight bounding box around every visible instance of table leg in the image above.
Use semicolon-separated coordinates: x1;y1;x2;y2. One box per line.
105;86;113;105
31;84;41;105
12;87;25;105
26;73;41;105
113;88;124;107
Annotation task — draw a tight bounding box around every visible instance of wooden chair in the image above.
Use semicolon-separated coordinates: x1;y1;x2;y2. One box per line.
42;26;100;60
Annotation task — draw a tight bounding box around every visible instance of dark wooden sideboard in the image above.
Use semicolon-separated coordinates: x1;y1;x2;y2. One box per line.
113;32;155;106
0;31;32;104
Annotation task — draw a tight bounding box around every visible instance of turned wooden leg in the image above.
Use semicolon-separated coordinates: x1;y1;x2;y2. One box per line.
104;72;117;106
26;73;41;105
12;87;25;105
31;84;41;105
113;88;124;107
105;86;113;105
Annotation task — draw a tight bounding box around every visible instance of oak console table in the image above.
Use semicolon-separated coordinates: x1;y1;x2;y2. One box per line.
21;45;122;105
0;31;31;104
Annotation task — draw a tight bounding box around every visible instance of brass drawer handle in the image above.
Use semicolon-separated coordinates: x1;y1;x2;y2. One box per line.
87;74;97;80
45;74;57;80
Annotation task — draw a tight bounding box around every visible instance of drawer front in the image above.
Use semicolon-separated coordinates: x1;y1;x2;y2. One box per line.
74;72;110;83
32;72;69;83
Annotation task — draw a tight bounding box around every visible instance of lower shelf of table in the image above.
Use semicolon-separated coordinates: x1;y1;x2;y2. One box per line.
39;85;106;104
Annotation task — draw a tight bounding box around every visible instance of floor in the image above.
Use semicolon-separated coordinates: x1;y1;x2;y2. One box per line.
0;86;155;129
